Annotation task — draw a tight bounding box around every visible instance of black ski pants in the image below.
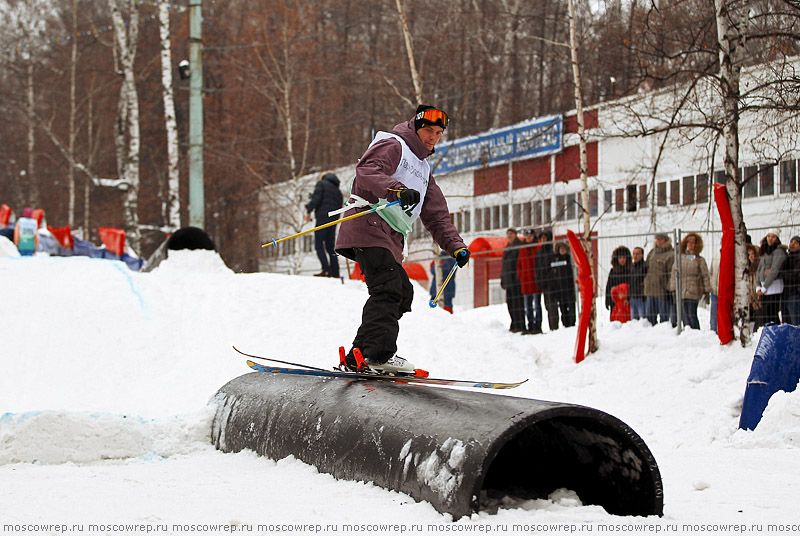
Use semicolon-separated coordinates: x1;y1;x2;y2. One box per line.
351;247;414;364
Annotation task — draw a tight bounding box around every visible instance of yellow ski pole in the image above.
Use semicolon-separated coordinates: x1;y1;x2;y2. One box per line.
429;249;468;308
262;200;400;249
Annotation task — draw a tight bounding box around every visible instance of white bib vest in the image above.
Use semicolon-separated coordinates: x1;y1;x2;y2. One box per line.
363;132;431;235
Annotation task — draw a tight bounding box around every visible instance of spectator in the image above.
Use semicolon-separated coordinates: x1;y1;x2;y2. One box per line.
501;228;525;332
746;244;762;330
430;250;457;314
605;246;632;319
644;233;675;326
756;232;787;326
782;236;800;325
546;240;577;329
610;283;631;323
305;172;344;278
671;233;711;330
629;246;647;320
708;248;721;333
517;229;542;334
14;207;38;256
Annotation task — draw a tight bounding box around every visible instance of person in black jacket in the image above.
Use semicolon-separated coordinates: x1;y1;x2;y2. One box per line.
501;228;525;332
305;172;344;277
605;246;632;318
629;246;647;320
783;236;800;325
549;241;577;328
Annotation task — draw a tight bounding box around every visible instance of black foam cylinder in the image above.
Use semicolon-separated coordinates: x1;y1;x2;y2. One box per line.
142;226;216;272
211;372;663;519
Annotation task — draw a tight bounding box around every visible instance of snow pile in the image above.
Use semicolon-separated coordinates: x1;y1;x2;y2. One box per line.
0;408;214;465
0;235;19;257
1;251;799;527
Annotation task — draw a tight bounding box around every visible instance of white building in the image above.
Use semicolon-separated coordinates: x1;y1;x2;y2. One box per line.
259;59;800;310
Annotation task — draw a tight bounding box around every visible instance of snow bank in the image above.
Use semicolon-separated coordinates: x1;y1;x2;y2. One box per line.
0;407;215;465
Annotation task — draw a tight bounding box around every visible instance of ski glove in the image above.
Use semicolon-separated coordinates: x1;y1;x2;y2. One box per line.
398;188;421;209
454;248;470;268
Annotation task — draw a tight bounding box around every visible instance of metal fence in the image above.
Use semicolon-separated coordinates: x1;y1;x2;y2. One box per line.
468;223;800;334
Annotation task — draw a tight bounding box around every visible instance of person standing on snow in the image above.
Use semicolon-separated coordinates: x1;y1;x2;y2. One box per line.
501;228;525;332
605;246;632;319
756;231;787;326
14;207;38;256
670;232;711;330
644;233;675;326
305;172;344;278
516;229;542;334
335;105;469;374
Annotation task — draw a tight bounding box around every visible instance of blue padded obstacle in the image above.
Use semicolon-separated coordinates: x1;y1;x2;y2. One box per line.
739;324;800;430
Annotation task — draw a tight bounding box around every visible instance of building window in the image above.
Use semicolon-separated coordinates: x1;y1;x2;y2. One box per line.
533;200;543;227
670;180;680;205
483;207;492;230
464;210;471;232
626;185;637;212
566;193;577;220
780;160;797;193
555;195;566;221
715;170;725;184
475;209;483;232
743;166;758;198
587;189;598;217
696;173;708;204
639;185;648;209
543;199;552;224
604;190;613;213
614;188;624;212
523;202;532;227
657;182;667;206
682;176;694;205
512;203;522;228
500;204;509;228
760;165;774;196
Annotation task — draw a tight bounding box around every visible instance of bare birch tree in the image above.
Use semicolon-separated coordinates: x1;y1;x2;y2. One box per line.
158;2;181;231
567;0;598;354
109;0;142;252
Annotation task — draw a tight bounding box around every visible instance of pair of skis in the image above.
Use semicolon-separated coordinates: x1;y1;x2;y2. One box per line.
233;346;526;390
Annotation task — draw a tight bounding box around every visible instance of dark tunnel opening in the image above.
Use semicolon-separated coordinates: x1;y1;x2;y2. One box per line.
480;416;661;516
165;226;216;251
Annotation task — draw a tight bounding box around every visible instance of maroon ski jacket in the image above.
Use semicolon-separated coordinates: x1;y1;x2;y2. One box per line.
335;118;466;265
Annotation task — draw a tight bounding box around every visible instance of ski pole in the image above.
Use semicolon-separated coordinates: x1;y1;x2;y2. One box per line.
429;250;468;308
262;200;401;248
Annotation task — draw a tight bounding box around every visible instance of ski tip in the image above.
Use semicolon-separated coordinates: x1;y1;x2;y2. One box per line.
413;369;430;378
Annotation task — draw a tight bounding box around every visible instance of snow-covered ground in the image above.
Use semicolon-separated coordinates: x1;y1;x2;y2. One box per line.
1;239;799;535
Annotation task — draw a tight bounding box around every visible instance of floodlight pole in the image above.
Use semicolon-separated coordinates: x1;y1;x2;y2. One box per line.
188;0;204;228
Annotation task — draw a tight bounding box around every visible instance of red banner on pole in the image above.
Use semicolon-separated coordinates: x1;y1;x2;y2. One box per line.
47;225;74;249
714;184;735;345
568;230;594;363
98;227;126;256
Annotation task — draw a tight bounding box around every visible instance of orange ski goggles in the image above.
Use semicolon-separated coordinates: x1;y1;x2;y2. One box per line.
415;108;449;128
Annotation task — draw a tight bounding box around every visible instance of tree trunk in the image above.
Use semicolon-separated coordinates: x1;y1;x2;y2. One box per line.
394;0;423;105
26;61;41;208
568;0;598;354
109;0;141;253
68;0;78;229
715;0;750;346
159;2;181;231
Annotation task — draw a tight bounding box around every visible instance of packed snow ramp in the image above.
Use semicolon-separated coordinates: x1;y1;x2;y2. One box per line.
211;372;663;519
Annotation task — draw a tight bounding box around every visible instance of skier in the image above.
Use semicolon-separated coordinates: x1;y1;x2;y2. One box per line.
335;105;469;374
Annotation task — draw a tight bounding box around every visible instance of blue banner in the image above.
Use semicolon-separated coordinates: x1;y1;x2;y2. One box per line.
431;115;562;174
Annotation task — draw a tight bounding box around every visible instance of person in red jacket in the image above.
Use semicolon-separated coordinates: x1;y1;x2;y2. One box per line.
335;105;469;374
517;229;542;334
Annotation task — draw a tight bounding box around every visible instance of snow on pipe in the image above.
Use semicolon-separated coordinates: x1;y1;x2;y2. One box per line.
210;372;664;519
142;226;216;272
